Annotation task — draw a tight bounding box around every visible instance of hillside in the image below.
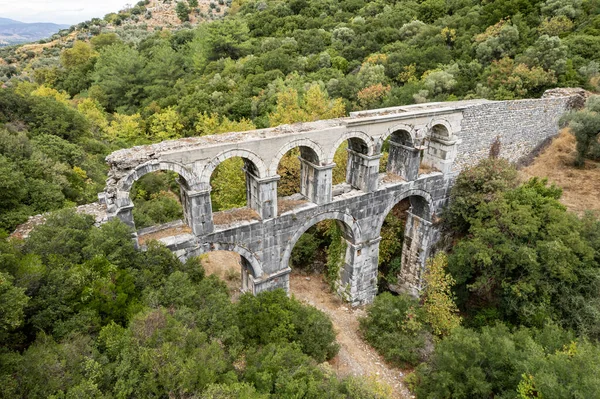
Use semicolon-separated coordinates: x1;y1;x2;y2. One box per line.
521;129;600;215
0;18;69;46
0;0;228;79
2;0;600;397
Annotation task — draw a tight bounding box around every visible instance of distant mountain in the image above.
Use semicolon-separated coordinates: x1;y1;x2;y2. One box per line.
0;18;69;46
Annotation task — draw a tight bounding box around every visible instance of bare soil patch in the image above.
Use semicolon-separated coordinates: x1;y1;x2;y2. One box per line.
520;129;600;215
290;273;413;398
138;225;192;246
200;251;243;300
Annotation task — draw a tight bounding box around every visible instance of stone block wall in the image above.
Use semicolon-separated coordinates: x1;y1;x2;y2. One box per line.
455;97;572;170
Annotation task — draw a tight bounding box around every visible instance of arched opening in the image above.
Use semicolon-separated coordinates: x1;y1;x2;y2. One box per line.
276;144;325;212
431;123;450;139
377;194;433;295
287;217;356;296
378;198;410;292
131;171;186;230
197;250;258;301
331;135;374;194
209;156;263;226
380;129;421;182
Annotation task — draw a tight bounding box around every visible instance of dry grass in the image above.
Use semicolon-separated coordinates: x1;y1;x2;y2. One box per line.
278;199;307;214
419;163;438;175
200;251;243;300
520;129;600;215
213;207;260;226
138;225;192;246
381;173;405;184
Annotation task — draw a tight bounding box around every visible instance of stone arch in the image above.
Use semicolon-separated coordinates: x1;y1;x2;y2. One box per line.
200;149;269;189
326;131;374;162
376;189;434;235
429;119;452;139
376;124;416;152
118;160;199;194
269;139;326;175
200;241;264;278
281;211;362;269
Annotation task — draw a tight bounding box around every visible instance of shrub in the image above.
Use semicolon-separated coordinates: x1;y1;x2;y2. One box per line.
443;157;518;235
421;253;461;337
560;95;600;166
414;323;600;398
236;289;339;362
290;231;321;269
359;292;430;367
449;177;600;338
132;191;183;229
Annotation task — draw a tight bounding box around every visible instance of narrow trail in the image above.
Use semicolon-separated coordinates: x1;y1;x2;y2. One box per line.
289;273;414;399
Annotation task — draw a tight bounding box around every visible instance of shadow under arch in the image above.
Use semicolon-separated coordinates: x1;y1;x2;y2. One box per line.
429;119;453;139
376;124;417;153
375;189;434;236
193;241;263;277
281;211;362;269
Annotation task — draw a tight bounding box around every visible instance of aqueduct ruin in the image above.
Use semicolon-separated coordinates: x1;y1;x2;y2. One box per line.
100;90;582;305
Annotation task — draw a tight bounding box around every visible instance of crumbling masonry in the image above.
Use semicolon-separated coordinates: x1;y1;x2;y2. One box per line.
101;90;582;305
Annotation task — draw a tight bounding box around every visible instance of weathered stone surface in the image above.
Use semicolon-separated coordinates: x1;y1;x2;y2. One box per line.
99;89;582;305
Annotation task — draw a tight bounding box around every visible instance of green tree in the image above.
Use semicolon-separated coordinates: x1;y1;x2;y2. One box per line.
560;95;600;165
92;43;145;112
443;157;518;235
449;178;600;337
414;324;600;398
176;1;191;22
421;253;461;337
0;271;29;332
359;292;429;367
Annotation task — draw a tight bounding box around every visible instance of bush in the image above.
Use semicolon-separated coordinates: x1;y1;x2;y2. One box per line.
132;191;183;229
290;231;322;269
448;178;600;338
236;289;339;362
560;95;600;165
443;157;518;235
359;292;430;367
414;323;600;398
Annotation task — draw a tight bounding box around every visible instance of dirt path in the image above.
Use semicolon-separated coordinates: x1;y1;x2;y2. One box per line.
290;273;413;398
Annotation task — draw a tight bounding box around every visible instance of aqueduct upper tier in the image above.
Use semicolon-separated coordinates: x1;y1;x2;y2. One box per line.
101;89;583;305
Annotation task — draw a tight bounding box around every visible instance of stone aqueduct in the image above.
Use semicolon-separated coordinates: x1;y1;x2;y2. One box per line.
101;91;579;305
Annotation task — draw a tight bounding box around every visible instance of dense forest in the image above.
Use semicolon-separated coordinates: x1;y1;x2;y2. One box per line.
2;0;600;229
2;0;600;397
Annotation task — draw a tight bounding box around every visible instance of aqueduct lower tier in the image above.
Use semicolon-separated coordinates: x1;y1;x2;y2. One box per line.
101;89;583;305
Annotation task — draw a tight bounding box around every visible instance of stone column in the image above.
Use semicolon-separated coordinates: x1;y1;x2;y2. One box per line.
252;268;291;295
340;238;381;306
241;257;256;293
346;150;381;192
181;188;214;236
300;158;333;205
246;171;279;219
114;204;135;229
387;141;420;181
397;212;436;297
423;137;459;174
111;204;140;248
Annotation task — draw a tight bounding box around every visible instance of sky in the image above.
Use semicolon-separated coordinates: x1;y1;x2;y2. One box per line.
0;0;131;25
